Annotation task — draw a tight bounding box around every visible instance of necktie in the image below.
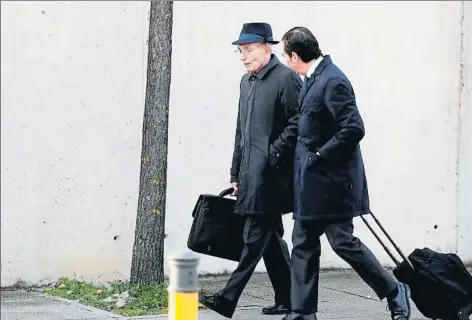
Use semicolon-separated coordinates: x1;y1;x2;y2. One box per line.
301;75;310;95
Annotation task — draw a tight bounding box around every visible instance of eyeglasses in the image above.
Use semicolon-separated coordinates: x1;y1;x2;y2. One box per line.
234;47;257;56
234;43;267;56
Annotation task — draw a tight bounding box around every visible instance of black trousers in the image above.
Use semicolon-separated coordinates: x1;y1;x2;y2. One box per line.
291;217;397;314
218;214;291;308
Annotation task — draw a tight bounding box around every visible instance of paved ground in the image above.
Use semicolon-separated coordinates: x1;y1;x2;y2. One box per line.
196;270;429;320
1;269;460;320
0;290;120;320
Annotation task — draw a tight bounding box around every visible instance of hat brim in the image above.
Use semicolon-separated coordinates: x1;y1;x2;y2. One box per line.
232;33;279;45
232;39;279;45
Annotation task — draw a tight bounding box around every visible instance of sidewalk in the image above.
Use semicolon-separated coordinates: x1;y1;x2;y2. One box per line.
1;269;436;320
196;270;429;320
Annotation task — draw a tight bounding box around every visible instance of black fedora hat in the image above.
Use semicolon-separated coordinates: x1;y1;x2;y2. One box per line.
232;22;279;45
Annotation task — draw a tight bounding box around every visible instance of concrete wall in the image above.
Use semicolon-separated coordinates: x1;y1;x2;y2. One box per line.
458;1;472;261
1;1;470;286
1;1;150;286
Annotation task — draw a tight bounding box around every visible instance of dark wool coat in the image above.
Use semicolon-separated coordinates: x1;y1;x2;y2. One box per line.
293;55;370;220
230;54;302;215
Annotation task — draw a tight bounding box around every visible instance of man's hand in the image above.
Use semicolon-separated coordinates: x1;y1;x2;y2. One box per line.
231;182;239;196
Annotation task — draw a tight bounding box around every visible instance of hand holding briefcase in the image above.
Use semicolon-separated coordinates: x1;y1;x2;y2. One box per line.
187;187;245;262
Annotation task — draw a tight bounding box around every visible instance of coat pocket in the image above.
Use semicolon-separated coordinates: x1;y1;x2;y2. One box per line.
302;152;353;214
306;150;321;167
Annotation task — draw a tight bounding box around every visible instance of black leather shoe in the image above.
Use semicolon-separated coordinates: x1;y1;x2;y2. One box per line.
282;312;317;320
387;283;411;320
198;293;235;318
262;303;291;315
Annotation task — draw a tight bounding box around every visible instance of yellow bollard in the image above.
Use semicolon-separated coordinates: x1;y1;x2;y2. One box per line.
168;251;200;320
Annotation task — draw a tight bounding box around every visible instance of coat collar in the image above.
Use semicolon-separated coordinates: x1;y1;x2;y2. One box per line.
312;54;331;77
306;55;324;79
299;55;332;104
251;54;279;80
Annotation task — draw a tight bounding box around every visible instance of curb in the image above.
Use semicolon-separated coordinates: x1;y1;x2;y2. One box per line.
45;293;125;319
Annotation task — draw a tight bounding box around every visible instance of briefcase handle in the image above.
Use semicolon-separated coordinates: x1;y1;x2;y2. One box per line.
219;187;235;198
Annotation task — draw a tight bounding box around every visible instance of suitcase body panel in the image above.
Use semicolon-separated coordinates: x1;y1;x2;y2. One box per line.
362;213;472;320
187;191;245;262
393;248;472;320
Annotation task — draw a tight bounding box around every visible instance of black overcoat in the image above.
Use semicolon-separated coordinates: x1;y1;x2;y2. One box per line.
230;55;302;216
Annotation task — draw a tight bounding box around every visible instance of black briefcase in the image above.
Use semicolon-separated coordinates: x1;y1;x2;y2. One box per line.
362;212;472;320
187;188;245;262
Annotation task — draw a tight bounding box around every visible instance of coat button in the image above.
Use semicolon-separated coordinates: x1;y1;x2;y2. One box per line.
276;153;280;157
297;136;301;141
308;157;312;160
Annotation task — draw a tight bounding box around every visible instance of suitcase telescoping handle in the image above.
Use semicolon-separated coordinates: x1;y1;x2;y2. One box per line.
360;212;415;271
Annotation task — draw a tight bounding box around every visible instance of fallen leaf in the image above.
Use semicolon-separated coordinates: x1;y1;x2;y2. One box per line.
151;208;159;214
57;284;66;289
115;297;126;308
97;289;103;295
66;290;73;295
151;178;158;184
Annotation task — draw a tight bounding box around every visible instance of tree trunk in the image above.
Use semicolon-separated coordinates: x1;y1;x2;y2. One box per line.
130;0;173;285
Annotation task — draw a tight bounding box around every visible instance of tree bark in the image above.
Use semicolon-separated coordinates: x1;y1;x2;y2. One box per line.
130;0;173;285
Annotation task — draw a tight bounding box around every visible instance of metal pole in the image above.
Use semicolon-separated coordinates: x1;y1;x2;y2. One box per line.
168;251;200;320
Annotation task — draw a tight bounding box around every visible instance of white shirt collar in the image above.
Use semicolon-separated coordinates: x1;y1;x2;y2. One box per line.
306;56;324;79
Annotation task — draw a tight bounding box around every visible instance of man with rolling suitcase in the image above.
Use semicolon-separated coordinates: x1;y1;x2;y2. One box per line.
279;26;412;320
198;22;302;318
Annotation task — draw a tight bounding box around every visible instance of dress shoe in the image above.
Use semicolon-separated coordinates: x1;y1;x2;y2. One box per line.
387;282;411;320
198;293;235;318
262;303;291;315
282;311;318;320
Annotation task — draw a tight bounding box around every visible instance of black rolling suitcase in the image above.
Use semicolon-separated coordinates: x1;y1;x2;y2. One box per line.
361;212;472;320
187;188;245;262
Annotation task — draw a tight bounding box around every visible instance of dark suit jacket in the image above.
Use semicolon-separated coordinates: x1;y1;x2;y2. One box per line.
293;55;370;220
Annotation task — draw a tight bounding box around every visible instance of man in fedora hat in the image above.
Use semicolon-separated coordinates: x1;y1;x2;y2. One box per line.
279;26;411;320
198;22;302;318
